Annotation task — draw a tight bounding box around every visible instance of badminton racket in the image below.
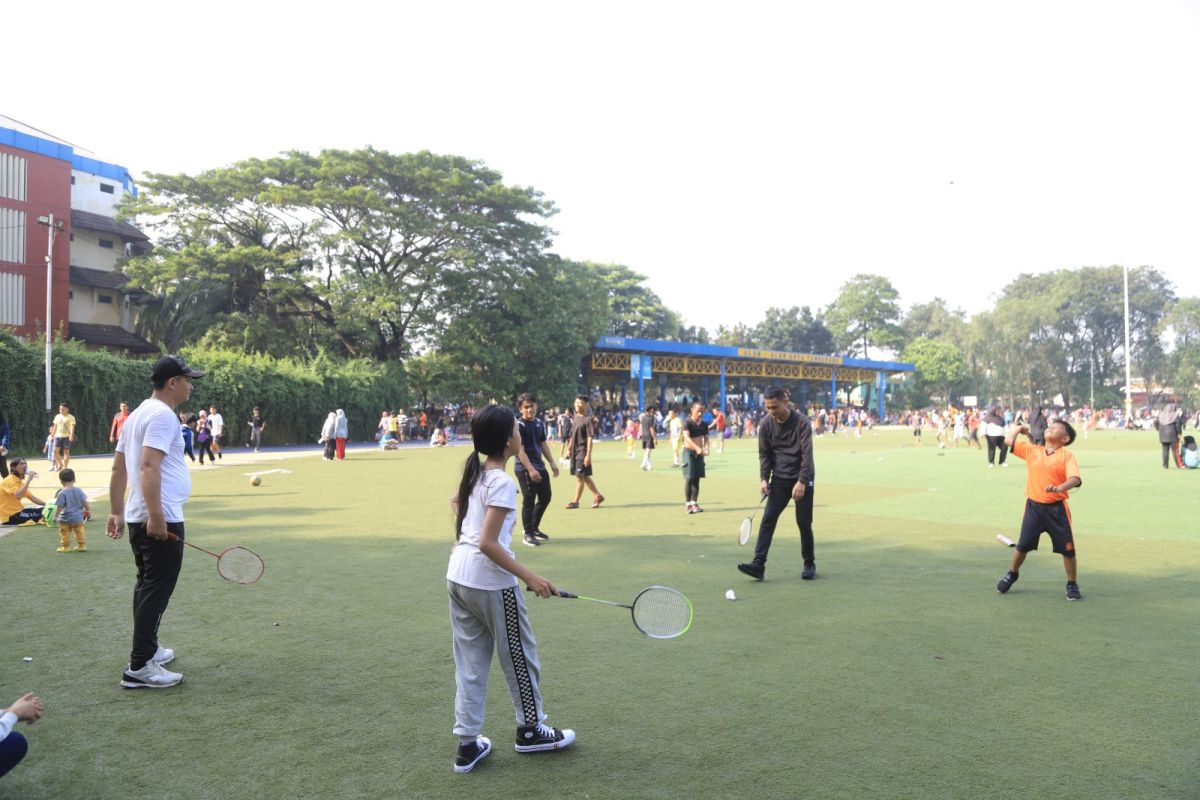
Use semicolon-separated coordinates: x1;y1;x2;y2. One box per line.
996;534;1016;548
536;585;693;639
168;533;264;584
738;495;768;546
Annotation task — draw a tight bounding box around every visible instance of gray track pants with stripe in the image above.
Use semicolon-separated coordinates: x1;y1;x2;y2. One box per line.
448;581;545;737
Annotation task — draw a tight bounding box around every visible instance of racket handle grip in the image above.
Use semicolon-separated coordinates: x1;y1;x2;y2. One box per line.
524;587;577;598
166;532;179;542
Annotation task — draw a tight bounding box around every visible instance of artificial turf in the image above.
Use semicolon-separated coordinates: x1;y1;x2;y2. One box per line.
1;428;1197;799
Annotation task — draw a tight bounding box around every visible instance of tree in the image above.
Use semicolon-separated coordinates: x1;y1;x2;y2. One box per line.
713;323;757;348
754;306;834;354
121;167;341;356
261;148;557;361
434;258;610;403
589;263;681;339
902;298;967;350
824;274;904;357
902;337;967;403
1164;298;1200;407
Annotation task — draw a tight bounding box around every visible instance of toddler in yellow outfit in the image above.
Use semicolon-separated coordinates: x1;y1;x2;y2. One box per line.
53;469;90;552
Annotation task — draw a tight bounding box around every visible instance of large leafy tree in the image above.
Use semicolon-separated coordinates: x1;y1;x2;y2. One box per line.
433;258;610;403
590;263;681;339
120;166;341;356
902;337;967;403
754;306;833;354
261;148;557;361
824;274;904;357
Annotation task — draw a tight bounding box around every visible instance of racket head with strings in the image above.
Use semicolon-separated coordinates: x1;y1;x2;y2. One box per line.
738;495;767;546
216;546;265;584
629;585;693;639
738;516;753;546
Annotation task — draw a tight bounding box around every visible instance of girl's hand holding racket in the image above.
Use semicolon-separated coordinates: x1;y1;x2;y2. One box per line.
525;574;558;598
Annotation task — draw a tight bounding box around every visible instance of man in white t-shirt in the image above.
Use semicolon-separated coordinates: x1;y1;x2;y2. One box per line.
107;355;205;689
207;405;224;460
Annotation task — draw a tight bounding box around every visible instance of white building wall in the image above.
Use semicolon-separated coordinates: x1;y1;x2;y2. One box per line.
70;170;126;216
71;229;122;270
67;284;122;326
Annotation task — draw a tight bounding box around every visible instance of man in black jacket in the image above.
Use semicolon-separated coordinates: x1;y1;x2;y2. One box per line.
738;386;816;581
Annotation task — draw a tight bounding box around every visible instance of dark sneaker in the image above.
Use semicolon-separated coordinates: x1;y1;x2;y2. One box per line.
997;570;1019;593
523;533;540;547
801;563;816;580
737;562;765;581
533;530;550;542
454;736;492;773
1066;583;1082;601
515;722;576;753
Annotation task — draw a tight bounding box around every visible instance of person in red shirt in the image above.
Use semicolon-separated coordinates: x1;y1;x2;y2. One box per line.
711;404;726;454
996;419;1084;600
109;402;130;447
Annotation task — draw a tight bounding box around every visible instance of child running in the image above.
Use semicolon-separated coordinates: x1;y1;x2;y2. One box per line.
446;404;576;774
996;419;1084;600
53;468;90;552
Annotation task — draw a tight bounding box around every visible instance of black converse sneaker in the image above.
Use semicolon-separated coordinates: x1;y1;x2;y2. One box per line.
801;562;816;580
454;736;492;773
1066;582;1082;601
515;722;576;753
533;530;550;542
997;570;1019;593
523;532;540;547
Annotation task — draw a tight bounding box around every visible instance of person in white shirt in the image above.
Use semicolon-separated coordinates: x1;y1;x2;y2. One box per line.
107;355;205;690
446;404;576;773
207;406;224;460
0;692;43;778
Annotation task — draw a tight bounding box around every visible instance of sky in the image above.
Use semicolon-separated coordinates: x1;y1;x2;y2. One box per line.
5;0;1199;333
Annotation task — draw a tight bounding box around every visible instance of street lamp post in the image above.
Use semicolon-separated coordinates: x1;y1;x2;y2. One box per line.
37;213;63;432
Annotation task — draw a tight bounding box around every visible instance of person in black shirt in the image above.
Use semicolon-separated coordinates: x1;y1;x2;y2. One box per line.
514;393;560;547
738;386;817;581
682;401;709;513
564;395;604;509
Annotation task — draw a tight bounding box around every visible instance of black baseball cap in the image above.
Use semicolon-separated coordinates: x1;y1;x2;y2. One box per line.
151;355;205;382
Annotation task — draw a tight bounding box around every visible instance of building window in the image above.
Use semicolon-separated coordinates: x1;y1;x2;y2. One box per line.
71;175;76;185
69;233;75;241
69;290;74;300
0;153;28;201
100;183;115;194
98;294;114;304
0;207;26;264
0;272;25;325
99;239;114;249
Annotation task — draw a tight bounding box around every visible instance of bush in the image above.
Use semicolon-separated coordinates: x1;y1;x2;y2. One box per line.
0;331;406;456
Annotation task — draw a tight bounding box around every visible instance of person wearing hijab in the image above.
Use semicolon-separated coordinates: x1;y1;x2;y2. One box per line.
984;406;1009;468
320;412;337;461
1157;403;1184;469
334;409;349;461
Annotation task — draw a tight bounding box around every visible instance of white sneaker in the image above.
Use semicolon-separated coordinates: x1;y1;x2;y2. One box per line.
121;661;183;689
151;646;175;665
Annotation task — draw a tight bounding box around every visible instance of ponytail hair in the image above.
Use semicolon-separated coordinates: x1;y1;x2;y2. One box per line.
454;404;517;540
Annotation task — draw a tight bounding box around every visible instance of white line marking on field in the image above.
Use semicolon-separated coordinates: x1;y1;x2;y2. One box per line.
244;469;293;477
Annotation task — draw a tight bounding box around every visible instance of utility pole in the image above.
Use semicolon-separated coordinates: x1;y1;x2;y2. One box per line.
37;213;63;432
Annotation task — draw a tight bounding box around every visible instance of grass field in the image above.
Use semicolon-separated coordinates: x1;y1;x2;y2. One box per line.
2;428;1197;799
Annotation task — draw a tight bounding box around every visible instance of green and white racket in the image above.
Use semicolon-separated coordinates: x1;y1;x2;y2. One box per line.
540;585;693;639
738;496;767;546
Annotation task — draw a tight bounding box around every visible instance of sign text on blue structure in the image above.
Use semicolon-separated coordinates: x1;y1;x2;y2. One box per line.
630;354;652;379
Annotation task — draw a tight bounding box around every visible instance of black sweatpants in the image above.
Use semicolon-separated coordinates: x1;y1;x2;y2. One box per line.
128;522;185;670
986;435;1008;465
753;478;815;566
515;467;552;535
197;438;214;464
1162;441;1181;468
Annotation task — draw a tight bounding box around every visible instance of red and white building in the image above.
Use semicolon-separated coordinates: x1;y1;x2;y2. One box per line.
0;115;156;353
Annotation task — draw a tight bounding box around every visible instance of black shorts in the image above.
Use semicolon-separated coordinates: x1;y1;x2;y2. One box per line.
913;429;921;437
1017;499;1076;556
570;457;592;477
642;438;655;450
54;437;71;451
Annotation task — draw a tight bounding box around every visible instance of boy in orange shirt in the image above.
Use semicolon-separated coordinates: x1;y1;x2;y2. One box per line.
997;419;1083;600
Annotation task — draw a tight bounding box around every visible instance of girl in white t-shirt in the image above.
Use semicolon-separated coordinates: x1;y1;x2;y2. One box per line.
445;405;576;774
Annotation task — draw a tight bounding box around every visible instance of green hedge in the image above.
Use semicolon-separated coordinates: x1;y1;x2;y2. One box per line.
0;331;407;456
